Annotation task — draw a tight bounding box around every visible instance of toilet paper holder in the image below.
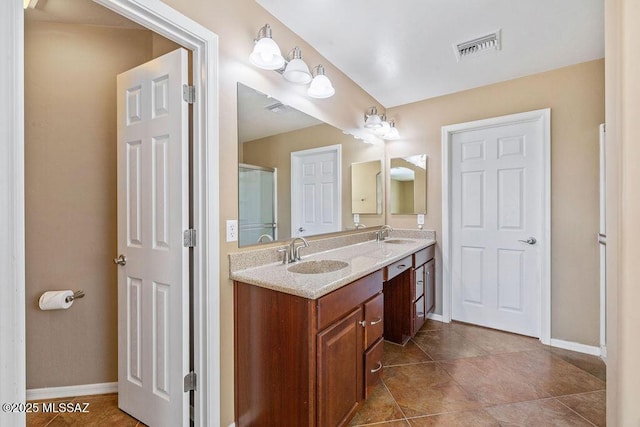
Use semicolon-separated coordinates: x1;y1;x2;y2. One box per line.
65;290;85;303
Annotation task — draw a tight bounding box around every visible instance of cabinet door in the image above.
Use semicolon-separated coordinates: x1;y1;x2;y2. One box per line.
364;338;384;399
317;308;364;427
425;259;435;314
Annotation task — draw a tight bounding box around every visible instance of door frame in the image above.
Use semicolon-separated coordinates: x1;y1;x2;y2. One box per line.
290;144;342;237
441;109;551;345
0;1;220;426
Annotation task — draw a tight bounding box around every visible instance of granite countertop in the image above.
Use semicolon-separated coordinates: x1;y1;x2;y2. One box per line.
230;237;436;299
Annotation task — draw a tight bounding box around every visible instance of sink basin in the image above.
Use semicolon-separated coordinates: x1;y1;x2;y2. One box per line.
287;260;349;274
383;239;416;244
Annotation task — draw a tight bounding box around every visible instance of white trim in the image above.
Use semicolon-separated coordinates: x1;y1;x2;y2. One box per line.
426;313;445;322
27;383;118;401
290;144;343;237
2;1;220;426
441;109;551;345
550;339;601;357
0;1;26;426
598;123;607;356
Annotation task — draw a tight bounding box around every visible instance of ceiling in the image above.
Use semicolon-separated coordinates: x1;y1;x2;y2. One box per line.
256;0;604;107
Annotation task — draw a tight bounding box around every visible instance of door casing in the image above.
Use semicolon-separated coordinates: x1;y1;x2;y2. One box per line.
0;1;221;426
441;109;551;345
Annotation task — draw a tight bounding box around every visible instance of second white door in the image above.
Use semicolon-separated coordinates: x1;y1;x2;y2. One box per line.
450;115;545;337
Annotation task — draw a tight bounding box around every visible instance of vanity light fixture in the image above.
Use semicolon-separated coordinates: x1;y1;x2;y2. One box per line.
374;114;391;136
384;120;400;140
364;106;383;129
249;25;335;98
282;47;312;85
249;24;285;70
307;65;335;99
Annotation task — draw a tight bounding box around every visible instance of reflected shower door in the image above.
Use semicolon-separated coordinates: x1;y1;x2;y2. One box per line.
239;164;276;246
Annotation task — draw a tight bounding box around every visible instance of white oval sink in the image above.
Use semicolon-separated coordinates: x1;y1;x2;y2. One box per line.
287;260;349;274
383;239;416;244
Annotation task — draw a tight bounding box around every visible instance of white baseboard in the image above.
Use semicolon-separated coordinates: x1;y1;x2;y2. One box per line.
550;339;601;356
27;382;118;401
426;313;444;322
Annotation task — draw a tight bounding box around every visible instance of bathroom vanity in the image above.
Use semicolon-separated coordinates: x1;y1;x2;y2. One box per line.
231;231;435;427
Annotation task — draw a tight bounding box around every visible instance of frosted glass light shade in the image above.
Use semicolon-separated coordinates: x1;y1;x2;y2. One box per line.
250;37;285;70
283;58;312;84
364;114;382;129
374;120;391;136
385;126;400;140
307;74;335;98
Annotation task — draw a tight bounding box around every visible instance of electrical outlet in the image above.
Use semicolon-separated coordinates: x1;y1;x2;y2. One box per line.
226;219;238;242
417;214;425;225
353;213;360;224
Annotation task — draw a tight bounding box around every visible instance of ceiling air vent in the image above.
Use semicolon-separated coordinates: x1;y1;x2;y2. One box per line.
454;30;501;62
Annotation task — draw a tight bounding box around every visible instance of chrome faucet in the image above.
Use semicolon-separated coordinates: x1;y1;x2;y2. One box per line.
289;236;310;262
257;234;274;243
376;225;394;241
355;223;367;229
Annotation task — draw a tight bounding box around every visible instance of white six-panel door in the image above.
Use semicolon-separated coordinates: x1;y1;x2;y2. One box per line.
450;119;543;337
291;145;342;237
116;48;189;427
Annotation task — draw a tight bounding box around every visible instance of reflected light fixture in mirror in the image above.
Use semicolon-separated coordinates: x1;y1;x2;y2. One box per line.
249;24;285;70
364;107;401;140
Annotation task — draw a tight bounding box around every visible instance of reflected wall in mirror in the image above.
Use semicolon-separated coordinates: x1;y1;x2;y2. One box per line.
390;154;427;214
351;160;382;215
237;83;385;247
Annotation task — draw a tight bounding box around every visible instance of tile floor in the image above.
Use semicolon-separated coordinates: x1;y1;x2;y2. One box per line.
27;393;144;426
27;320;606;426
350;320;606;426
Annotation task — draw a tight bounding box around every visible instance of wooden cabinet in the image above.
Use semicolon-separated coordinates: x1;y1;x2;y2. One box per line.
234;270;383;427
384;245;436;343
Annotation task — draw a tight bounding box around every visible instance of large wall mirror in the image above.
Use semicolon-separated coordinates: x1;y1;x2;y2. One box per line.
237;83;385;247
389;154;427;214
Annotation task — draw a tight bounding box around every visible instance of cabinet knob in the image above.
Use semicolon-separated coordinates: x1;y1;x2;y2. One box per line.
358;320;367;327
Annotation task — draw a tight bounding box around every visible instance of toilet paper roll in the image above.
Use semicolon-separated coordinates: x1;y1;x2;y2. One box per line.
39;290;74;310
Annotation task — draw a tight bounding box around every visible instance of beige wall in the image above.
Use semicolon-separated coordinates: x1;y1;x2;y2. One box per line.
606;0;640;424
385;59;604;346
352;160;382;215
242;123;385;242
25;21;180;389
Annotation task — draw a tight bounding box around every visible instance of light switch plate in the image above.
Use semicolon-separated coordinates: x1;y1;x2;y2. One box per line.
226;219;238;242
353;213;360;224
417;214;425;225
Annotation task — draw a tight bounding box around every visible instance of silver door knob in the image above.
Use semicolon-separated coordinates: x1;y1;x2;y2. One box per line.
298;227;305;232
518;237;537;245
113;254;127;266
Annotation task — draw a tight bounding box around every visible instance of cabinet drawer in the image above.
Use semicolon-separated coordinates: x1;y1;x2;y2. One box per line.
364;293;383;349
364;338;384;399
317;270;383;331
384;255;412;281
413;245;435;267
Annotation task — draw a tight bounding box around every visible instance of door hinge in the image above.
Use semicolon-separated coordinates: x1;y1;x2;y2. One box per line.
184;371;197;392
183;84;196;104
183;229;197;248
